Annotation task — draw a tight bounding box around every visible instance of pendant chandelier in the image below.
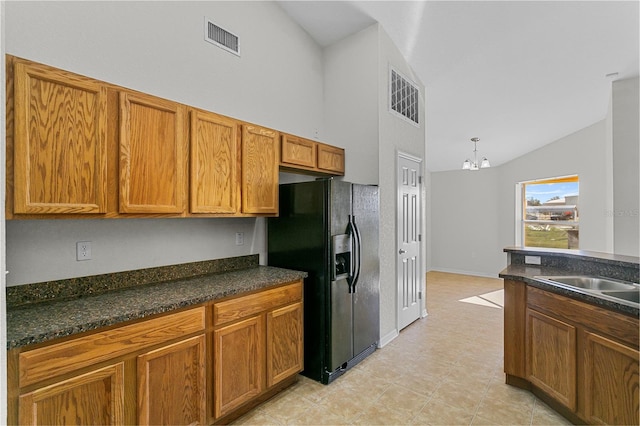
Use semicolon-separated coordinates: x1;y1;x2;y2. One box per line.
462;137;490;171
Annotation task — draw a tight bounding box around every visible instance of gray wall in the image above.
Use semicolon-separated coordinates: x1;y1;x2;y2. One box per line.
430;120;611;277
430;167;501;277
3;1;325;286
612;77;640;256
429;78;639;278
377;28;427;342
324;24;380;186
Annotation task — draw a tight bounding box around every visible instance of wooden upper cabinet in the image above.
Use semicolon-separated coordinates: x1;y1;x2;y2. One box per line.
190;110;240;214
281;134;316;168
317;143;345;174
280;133;345;176
241;125;279;214
119;91;186;214
12;59;108;214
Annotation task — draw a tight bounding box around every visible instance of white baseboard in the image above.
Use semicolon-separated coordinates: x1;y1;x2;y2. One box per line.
427;267;500;280
378;329;398;348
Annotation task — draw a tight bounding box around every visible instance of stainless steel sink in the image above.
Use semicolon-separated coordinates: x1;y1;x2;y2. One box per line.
537;276;637;291
601;290;640;304
534;275;639;308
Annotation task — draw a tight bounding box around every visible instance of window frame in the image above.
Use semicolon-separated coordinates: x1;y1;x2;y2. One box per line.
516;175;580;249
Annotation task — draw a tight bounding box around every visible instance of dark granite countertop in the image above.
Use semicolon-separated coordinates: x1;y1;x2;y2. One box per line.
503;246;640;268
500;263;639;318
7;266;307;350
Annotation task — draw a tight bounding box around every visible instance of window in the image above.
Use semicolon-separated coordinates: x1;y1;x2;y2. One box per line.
518;175;579;249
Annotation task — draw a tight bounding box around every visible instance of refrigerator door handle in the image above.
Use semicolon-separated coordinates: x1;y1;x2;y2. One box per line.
346;216;358;293
346;218;354;291
351;216;362;293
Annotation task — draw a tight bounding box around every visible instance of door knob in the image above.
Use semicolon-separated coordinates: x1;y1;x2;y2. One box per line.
399;249;406;254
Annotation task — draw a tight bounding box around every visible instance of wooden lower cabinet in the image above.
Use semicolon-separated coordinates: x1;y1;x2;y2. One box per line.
582;331;640;425
11;307;206;425
19;363;125;425
526;308;577;410
213;315;264;418
266;301;303;387
9;284;303;425
137;335;207;426
504;281;640;424
211;280;304;422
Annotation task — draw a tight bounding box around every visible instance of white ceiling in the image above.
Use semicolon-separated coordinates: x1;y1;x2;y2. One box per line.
277;1;639;172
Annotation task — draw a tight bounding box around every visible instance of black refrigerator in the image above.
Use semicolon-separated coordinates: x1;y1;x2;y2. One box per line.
267;179;380;384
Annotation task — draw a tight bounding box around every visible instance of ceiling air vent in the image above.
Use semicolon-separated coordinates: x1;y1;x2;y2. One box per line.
389;67;420;126
204;18;240;56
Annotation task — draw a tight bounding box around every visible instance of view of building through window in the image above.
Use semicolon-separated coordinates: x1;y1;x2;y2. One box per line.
522;176;579;249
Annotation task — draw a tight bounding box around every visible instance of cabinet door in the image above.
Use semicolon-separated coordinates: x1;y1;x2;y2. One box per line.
13;60;107;214
583;331;639;425
190;110;240;214
281;134;316;168
266;301;303;387
19;363;124;425
119;91;185;213
317;143;345;175
241;125;279;214
526;308;577;410
137;335;206;426
213;315;264;418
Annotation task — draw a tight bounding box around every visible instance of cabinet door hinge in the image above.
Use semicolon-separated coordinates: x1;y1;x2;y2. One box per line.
418;291;422;299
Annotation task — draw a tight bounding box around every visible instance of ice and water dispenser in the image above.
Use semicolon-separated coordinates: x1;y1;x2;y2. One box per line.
332;234;351;281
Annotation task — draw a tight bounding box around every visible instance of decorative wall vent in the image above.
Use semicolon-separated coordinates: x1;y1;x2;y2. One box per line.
204;18;240;56
389;67;420;126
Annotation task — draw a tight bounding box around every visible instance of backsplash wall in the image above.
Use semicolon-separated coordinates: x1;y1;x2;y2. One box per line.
5;218;264;286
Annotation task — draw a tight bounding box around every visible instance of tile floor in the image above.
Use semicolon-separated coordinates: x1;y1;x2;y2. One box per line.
233;271;571;425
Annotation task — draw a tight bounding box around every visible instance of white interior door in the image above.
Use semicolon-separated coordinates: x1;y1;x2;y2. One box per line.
397;152;422;331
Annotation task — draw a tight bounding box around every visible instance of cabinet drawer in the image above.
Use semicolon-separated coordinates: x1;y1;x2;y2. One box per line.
527;286;638;348
213;281;302;326
19;307;205;387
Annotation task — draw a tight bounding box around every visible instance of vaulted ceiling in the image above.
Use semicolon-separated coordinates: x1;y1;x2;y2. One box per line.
277;1;639;172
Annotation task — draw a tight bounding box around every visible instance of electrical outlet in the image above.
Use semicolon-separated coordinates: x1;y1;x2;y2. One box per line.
235;232;244;246
525;255;541;265
76;241;92;261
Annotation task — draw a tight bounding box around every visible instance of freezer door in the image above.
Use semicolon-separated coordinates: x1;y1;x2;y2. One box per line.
329;276;353;371
352;184;380;355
